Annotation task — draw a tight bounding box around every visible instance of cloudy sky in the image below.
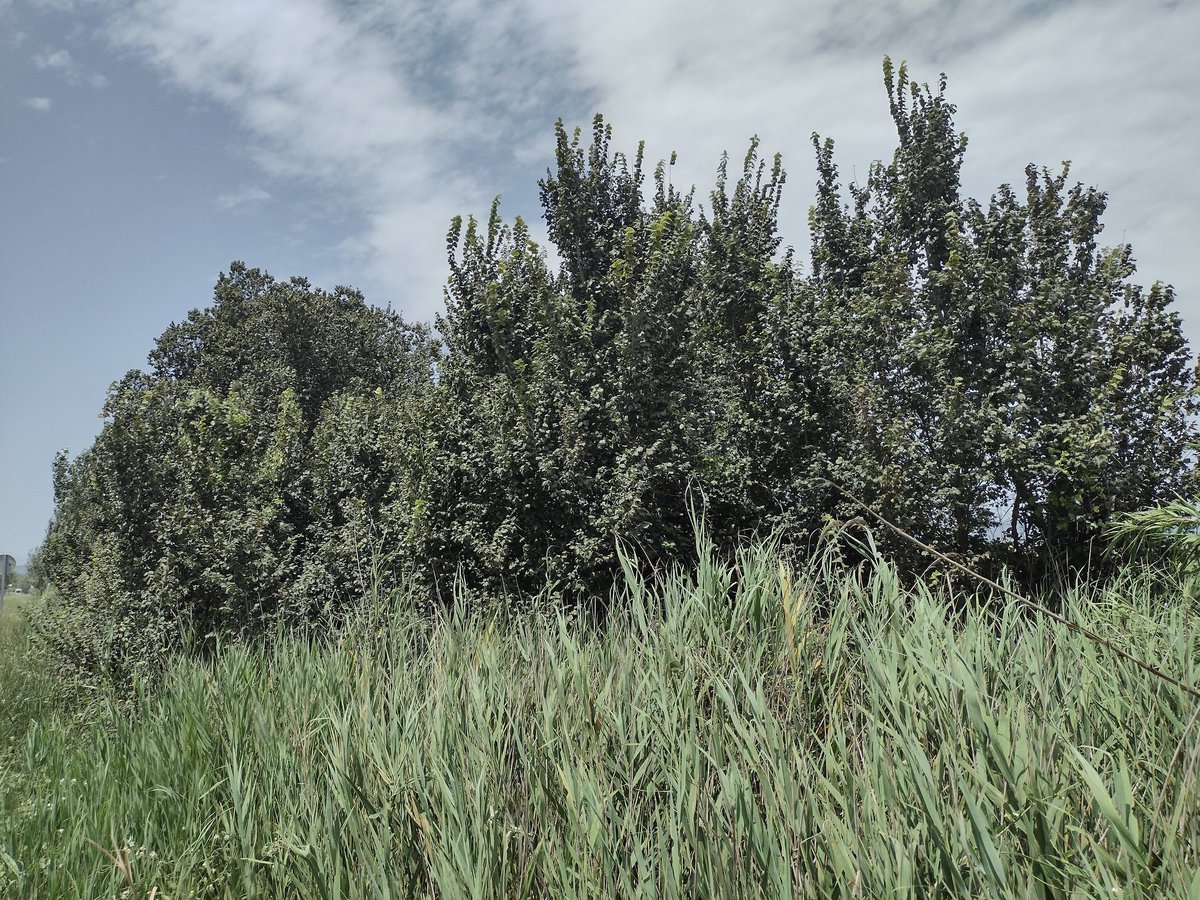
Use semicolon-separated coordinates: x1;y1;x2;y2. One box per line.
1;0;1197;564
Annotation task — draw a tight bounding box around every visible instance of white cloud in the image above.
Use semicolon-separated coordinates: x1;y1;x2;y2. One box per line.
33;47;73;71
933;2;1199;312
32;45;108;87
520;0;1200;333
95;0;1199;336
21;96;52;110
215;185;272;212
104;0;571;317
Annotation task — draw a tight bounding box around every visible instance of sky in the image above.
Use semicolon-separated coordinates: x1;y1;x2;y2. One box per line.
1;0;1197;565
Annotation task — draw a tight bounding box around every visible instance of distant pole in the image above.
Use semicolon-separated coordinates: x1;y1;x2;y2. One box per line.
0;555;13;617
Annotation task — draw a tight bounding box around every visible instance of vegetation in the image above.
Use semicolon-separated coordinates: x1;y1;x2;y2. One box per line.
3;539;1199;896
32;61;1198;684
6;59;1199;896
809;62;1197;572
0;590;41;642
0;592;59;825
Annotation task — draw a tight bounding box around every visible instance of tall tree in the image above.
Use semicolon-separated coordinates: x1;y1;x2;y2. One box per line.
809;58;1199;570
38;264;434;680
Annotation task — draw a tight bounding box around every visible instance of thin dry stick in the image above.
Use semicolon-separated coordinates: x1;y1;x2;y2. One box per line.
825;479;1200;703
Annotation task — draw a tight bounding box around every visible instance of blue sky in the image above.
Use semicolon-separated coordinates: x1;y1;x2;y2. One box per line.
1;0;1197;564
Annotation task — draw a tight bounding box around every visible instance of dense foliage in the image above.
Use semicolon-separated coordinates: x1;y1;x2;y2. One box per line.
810;61;1198;571
36;61;1198;679
36;268;437;680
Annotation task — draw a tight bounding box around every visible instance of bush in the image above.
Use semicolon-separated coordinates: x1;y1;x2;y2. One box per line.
33;62;1198;675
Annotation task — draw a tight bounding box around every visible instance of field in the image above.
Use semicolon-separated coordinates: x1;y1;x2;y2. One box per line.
1;545;1198;898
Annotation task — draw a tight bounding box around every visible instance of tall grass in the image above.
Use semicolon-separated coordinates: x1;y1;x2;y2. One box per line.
1;539;1198;897
0;593;59;769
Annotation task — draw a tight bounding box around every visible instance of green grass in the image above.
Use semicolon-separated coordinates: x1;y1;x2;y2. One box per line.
0;591;40;640
1;542;1198;897
0;589;64;863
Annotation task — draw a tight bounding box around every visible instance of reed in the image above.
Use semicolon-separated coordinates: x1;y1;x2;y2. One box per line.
1;539;1197;897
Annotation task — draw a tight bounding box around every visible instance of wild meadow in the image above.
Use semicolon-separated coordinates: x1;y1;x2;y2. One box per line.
2;536;1197;897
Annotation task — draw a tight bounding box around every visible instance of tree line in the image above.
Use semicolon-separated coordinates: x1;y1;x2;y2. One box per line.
35;60;1198;681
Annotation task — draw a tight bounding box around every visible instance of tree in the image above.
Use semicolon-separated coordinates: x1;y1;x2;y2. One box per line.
36;264;435;681
688;141;843;542
433;121;705;599
33;62;1198;675
808;58;1199;572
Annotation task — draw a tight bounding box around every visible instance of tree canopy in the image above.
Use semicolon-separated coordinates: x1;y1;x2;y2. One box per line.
36;60;1198;681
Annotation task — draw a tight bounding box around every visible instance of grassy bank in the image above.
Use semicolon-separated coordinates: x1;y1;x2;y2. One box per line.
0;591;40;641
1;544;1198;897
0;592;58;762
